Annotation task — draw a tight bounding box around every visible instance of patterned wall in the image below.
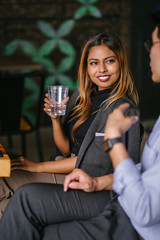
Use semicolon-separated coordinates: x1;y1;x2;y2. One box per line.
1;0;160;122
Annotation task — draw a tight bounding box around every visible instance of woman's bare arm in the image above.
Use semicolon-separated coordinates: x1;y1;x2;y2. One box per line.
44;93;70;156
11;156;77;173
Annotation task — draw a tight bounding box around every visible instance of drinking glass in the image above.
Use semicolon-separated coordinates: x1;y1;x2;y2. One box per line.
47;85;69;116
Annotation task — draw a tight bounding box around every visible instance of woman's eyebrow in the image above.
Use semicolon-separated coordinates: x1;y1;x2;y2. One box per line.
88;56;116;61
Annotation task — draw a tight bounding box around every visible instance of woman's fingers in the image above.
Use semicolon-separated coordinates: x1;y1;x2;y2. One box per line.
61;96;69;105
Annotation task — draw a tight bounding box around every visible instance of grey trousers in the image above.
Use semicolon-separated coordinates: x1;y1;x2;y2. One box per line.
0;156;66;219
0;183;139;240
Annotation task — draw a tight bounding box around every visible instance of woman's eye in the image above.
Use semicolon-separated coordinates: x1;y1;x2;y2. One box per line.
106;59;115;64
90;62;98;65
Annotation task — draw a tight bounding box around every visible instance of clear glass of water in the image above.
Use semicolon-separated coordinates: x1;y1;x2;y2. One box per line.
47;85;69;116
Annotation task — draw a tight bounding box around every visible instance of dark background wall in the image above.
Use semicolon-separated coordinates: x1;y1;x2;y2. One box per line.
0;0;160;124
130;0;160;120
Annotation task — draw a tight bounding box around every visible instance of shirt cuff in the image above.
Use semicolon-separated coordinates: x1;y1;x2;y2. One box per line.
113;158;141;195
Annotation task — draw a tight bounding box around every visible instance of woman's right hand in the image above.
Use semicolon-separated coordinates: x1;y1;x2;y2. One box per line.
43;93;59;120
44;93;69;120
11;157;38;172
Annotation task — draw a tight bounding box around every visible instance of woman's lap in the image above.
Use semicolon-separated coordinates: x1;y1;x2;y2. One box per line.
0;156;71;219
0;169;65;219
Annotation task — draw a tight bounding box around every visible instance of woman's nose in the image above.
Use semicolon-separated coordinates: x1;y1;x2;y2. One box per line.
99;63;107;73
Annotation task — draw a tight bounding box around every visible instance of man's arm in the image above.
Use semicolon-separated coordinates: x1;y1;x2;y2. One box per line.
105;103;160;226
63;103;138;193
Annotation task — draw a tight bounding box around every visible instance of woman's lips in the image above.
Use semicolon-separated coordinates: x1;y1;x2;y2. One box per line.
97;75;111;82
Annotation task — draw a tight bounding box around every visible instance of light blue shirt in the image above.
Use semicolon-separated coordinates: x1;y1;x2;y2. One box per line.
113;115;160;240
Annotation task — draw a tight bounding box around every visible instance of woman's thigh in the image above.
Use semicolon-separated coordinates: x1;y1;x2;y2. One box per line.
0;156;68;218
0;170;55;219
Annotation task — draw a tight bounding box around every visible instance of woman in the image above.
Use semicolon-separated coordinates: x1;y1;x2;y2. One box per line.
0;32;141;221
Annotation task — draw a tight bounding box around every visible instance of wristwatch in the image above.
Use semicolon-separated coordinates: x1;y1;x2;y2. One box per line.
103;137;123;152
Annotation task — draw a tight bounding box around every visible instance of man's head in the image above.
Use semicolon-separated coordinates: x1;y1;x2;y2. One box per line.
149;11;160;82
151;11;160;37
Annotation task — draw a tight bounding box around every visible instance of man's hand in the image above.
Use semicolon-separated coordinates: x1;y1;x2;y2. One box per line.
63;169;97;192
104;103;139;139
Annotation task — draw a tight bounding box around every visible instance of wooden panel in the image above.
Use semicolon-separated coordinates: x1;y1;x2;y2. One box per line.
0;143;11;177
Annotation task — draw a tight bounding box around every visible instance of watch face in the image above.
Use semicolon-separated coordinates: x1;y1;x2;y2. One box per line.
102;140;110;152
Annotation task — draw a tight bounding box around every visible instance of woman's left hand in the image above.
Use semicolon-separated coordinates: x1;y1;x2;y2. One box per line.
11;157;38;172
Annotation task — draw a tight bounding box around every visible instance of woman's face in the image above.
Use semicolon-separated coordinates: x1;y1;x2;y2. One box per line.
87;44;120;91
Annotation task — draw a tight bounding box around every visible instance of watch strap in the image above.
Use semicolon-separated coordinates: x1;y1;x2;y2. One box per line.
103;137;123;152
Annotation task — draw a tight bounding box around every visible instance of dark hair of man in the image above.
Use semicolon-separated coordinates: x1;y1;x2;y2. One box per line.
151;11;160;37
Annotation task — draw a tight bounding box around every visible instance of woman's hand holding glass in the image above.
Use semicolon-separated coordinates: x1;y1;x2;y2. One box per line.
44;93;69;119
46;85;69;116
